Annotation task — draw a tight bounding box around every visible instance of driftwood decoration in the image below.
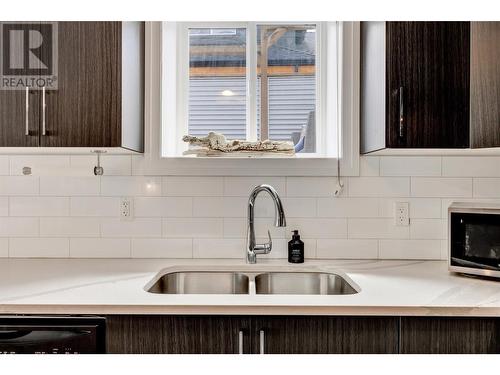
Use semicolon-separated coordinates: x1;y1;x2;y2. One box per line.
182;132;295;157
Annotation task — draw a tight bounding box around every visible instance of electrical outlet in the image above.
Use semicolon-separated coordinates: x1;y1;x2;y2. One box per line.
394;202;409;226
120;197;133;221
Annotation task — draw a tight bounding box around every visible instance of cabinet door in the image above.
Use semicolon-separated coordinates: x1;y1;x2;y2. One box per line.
40;22;121;147
470;22;500;148
251;316;398;354
106;315;251;354
401;317;500;354
0;22;42;147
386;22;470;148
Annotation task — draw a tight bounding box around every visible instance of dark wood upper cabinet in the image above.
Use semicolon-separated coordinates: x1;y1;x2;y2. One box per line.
40;22;122;147
361;21;471;152
400;317;500;354
386;22;470;149
470;22;500;148
0;21;143;151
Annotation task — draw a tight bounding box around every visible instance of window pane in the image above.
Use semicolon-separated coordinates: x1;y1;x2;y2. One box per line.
188;28;247;140
257;25;316;153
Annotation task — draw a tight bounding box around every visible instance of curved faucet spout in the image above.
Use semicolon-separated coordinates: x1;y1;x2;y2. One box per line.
246;184;287;264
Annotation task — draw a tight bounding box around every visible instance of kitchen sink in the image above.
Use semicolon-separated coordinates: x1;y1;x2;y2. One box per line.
255;272;357;295
146;269;359;295
147;272;249;294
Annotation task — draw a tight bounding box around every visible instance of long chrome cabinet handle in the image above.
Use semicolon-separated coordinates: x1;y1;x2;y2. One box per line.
238;330;244;354
259;330;265;354
42;86;46;136
398;86;404;139
25;87;29;136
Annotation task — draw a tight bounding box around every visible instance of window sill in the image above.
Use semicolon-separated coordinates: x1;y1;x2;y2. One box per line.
133;153;357;176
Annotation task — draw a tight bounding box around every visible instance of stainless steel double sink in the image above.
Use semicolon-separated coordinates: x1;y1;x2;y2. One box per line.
146;269;359;296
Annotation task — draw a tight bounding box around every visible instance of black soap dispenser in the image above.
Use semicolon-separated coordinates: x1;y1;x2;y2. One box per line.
288;230;304;263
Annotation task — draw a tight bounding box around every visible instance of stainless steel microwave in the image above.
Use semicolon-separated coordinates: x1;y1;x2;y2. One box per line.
449;202;500;278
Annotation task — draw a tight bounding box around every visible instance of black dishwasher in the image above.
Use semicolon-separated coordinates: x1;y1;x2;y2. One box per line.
0;316;106;354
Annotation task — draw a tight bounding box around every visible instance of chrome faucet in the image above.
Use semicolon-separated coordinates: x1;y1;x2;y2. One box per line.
246;184;286;264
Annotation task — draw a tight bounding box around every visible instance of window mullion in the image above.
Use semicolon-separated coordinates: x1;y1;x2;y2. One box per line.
246;22;258;142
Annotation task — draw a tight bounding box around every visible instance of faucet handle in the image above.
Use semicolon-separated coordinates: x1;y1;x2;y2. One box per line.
253;230;272;254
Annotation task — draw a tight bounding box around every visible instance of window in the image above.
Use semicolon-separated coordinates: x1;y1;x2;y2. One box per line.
162;22;340;158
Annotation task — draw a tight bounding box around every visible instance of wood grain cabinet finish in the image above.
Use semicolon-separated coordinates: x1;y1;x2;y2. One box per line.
470;22;500;148
0;21;143;150
253;316;399;354
400;317;500;354
386;22;470;149
106;315;251;354
361;21;471;152
40;22;122;147
107;315;399;354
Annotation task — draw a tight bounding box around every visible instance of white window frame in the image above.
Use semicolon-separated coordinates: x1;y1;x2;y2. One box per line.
134;21;360;177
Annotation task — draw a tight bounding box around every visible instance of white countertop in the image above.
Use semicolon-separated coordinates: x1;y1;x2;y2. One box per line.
0;258;500;316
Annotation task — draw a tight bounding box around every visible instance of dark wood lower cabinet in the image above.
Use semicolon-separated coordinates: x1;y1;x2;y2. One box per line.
400;317;500;354
252;316;398;354
106;315;250;354
106;315;398;354
107;315;500;354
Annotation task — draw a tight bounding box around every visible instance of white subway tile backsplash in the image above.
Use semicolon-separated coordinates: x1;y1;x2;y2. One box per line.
101;218;162;238
10;197;69;216
473;178;500;198
10;155;70;175
223;218;285;239
193;238;245;258
359;156;380;176
70;197;120;217
70;155;132;176
348;218;409;239
40;176;99;196
379;239;441;260
411;177;472;197
131;238;193;258
163;177;223;196
317;197;378;218
316;239;378;259
2;154;500;260
9;238;69;258
101;176;161;196
0;238;8;257
282;197;317;218
349;177;410;197
380;156;441;176
0;217;39;237
163;218;223;238
0;156;9;175
286;177;341;197
0;197;8;216
225;177;286;197
378;198;441;219
70;238;131;258
286;218;347;239
134;197;192;217
442;157;500;177
410;219;447;240
40;218;99;237
0;176;39;196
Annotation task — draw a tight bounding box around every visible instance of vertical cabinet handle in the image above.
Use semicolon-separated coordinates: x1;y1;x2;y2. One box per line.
398;86;404;139
238;330;244;354
259;329;265;354
42;86;47;136
25;87;29;136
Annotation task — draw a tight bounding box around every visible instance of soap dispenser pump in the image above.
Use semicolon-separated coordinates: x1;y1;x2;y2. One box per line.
288;230;304;263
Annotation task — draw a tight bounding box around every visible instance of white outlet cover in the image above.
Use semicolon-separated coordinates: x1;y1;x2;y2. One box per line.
394;202;409;226
120;197;133;221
